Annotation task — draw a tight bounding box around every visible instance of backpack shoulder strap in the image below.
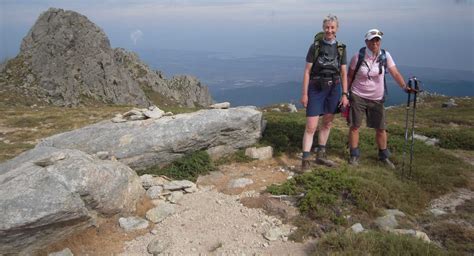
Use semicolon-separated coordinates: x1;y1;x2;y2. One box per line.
350;47;366;86
378;49;387;74
312;32;325;62
380;49;388;97
336;42;346;65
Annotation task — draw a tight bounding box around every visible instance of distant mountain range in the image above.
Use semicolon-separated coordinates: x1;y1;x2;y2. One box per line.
137;48;474;107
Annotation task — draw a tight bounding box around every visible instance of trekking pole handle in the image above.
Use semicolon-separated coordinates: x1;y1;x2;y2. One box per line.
407;76;422;93
413;77;422;92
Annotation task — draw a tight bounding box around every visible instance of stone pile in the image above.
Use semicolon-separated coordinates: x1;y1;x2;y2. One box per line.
112;106;173;123
209;102;231;109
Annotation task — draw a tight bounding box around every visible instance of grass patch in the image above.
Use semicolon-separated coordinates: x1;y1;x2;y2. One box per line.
426;220;474;254
213;149;254;166
269;168;355;224
261;111;306;154
136;151;216;182
387;96;474;150
0;105;133;162
315;231;445;256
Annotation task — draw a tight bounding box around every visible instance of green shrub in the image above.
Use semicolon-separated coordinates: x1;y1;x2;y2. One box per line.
268;168;356;224
315;231;445;256
137;151;215;182
261;112;307;154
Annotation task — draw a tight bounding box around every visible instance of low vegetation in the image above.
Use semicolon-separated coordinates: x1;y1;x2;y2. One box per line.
137;151;216;182
316;231;446;256
264;95;473;255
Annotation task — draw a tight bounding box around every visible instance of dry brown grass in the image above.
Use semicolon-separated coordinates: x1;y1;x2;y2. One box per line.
0;105;132;162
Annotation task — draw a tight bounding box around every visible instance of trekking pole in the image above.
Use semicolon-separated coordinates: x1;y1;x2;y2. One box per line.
408;77;422;178
401;77;414;180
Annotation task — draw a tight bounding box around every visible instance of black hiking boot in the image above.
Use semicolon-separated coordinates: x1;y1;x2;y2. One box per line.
315;148;336;167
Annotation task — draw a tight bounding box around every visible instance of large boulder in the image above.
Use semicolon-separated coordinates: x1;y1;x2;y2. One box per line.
0;147;144;254
38;107;263;170
0;8;212;107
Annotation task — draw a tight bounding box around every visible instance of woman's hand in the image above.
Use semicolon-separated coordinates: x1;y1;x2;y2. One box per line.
341;95;349;107
300;94;308;108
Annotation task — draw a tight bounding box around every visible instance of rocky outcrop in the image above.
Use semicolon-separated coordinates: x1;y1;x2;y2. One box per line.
0;107;262;253
0;147;144;254
37;107;263;170
0;8;212;107
114;48;212;108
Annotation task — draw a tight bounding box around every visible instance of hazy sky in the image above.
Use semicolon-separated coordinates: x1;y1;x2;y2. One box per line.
1;0;473;71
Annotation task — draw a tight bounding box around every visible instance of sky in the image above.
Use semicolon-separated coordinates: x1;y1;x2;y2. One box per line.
0;0;473;71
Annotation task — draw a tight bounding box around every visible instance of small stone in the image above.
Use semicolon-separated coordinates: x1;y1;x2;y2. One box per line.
144;107;164;119
147;237;172;255
168;191;184;204
146;203;175;223
384;209;406;217
95;151;109;160
184;185;198;193
209;102;230;109
287;103;297;113
119;216;149;231
48;248;74;256
263;227;283;241
163;180;195;190
430;208;447;217
227;178;254;188
375;215;398;230
34;152;67;167
415;231;431;243
350;223;364;234
146;186;164;199
244;146;273;160
129;114;146;120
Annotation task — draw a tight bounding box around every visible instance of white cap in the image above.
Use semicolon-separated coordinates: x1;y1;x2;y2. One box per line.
365;29;383;40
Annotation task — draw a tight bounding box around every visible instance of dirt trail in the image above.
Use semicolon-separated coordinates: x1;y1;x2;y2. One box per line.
119;156;315;255
41;156;315;255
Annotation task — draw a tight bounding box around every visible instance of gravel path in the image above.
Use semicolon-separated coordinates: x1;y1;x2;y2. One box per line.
120;186;312;255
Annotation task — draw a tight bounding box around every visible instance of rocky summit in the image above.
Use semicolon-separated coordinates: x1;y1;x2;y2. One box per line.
0;8;212;107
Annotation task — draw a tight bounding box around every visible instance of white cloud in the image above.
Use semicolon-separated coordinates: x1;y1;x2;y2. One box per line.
130;29;143;45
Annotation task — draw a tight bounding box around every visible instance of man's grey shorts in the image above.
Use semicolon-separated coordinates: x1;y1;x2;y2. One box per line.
349;93;386;129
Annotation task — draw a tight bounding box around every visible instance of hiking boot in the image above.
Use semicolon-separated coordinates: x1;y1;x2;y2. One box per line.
299;158;312;173
348;156;359;166
380;158;395;170
315;149;336;167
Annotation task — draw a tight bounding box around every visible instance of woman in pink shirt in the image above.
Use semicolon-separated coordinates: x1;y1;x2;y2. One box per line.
347;29;411;169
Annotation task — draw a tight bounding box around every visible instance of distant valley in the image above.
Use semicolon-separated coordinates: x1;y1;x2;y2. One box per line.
138;48;474;107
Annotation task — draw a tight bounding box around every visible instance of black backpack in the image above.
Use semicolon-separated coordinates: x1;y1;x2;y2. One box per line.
312;31;346;73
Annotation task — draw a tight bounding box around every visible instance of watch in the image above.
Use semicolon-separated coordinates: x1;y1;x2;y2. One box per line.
342;92;349;97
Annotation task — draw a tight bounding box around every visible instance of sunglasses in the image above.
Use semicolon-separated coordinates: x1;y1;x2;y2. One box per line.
367;30;383;37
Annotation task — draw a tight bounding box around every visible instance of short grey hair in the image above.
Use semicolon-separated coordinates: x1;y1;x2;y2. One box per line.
322;14;339;28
